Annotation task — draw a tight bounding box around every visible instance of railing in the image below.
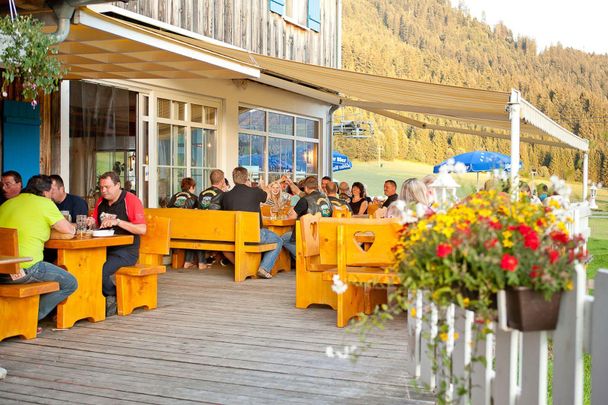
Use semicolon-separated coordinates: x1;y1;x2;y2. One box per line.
407;202;608;404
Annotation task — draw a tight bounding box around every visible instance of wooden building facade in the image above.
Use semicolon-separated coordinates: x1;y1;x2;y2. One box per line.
111;0;341;68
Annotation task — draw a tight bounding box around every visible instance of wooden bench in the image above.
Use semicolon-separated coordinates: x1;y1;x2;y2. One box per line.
115;215;169;316
320;219;401;327
295;214;338;310
0;228;60;341
144;208;279;282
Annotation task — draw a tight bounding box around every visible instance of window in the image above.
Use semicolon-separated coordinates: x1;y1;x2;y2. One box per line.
156;98;218;207
269;0;321;32
238;106;320;183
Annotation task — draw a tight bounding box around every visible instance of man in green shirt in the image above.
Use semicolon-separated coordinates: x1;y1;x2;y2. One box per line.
0;175;78;321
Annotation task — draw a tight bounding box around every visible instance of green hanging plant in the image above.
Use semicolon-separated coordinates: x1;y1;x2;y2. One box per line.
0;15;67;107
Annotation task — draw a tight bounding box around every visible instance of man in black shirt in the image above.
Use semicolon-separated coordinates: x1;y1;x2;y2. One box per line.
49;175;89;221
221;167;282;279
380;179;399;208
199;169;226;210
281;176;332;258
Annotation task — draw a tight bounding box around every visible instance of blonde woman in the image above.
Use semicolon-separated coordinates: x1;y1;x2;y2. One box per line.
265;180;291;208
400;178;433;218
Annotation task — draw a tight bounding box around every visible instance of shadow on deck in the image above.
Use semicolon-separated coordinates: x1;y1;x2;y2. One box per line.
0;267;433;404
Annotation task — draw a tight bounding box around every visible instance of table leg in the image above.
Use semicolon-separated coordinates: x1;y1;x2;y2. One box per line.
56;247;106;328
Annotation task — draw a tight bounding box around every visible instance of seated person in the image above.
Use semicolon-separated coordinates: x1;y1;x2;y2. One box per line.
90;172;146;316
0;175;77;325
265;180;291;210
377;179;399;208
349;181;369;215
221;167;283;279
1;170;23;206
199;169;226;210
338;181;351;203
169;178;205;269
199;169;233;266
321;176;332;194
49;174;89;221
281;176;333;258
326;181;351;212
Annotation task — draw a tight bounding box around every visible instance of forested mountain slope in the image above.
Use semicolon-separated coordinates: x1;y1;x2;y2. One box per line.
337;0;608;181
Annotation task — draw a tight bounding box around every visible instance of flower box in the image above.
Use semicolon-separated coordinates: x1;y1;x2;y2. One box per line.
505;287;562;331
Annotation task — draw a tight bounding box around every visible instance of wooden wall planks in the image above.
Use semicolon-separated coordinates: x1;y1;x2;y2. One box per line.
111;0;340;67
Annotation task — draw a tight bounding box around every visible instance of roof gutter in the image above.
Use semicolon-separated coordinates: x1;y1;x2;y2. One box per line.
46;0;127;44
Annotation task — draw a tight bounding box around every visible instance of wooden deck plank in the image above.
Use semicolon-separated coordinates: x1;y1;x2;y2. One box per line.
0;268;432;404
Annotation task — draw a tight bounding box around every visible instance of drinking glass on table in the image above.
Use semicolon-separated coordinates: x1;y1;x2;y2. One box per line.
76;215;88;238
270;205;279;220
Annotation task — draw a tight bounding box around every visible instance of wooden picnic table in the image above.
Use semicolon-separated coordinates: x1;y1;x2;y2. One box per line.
45;235;134;328
262;217;296;236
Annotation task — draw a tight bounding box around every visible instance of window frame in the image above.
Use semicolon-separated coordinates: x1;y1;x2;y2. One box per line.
238;105;321;183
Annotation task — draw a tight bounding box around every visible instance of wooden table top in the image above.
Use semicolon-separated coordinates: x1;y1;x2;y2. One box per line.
45;235;134;249
0;256;32;265
262;218;296;227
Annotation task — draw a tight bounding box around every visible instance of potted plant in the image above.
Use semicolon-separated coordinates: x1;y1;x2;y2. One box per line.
394;188;586;320
356;186;588;402
0;15;66;107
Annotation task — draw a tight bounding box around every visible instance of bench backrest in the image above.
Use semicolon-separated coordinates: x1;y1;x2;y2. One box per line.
144;208;262;243
319;218;401;266
0;227;22;274
339;221;401;267
140;215;171;256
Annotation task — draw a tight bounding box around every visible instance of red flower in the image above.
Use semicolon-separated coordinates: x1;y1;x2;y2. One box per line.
517;224;533;236
530;265;541;278
500;254;518;272
437;243;453;258
550;231;569;244
524;232;540;250
547;249;560;264
508;225;518;231
489;220;502;230
484;238;499;249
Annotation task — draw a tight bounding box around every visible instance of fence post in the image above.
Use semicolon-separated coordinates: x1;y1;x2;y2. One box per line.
407;290;422;378
493;328;519;405
420;301;437;389
452;306;473;405
553;264;585;405
519;331;548;404
591;270;608;405
470;323;493;405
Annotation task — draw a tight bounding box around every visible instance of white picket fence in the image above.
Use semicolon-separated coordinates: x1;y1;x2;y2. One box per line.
406;202;608;404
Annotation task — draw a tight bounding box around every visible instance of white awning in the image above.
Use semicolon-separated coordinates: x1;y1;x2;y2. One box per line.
58;6;589;153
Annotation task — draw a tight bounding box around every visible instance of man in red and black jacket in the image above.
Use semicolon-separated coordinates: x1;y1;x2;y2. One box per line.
92;171;146;316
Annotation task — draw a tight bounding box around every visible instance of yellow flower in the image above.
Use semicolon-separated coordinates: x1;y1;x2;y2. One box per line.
478;208;492;218
549;199;562;209
462;297;470;308
410;308;417;318
503;239;514;248
453;332;460;341
439;332;449;342
566;280;573;291
502;230;513;239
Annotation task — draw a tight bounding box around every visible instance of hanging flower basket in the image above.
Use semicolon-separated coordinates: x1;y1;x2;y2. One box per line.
505;287;562;331
0;15;67;107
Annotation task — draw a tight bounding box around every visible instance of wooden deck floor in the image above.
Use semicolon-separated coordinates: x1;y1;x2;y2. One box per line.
0;267;433;404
